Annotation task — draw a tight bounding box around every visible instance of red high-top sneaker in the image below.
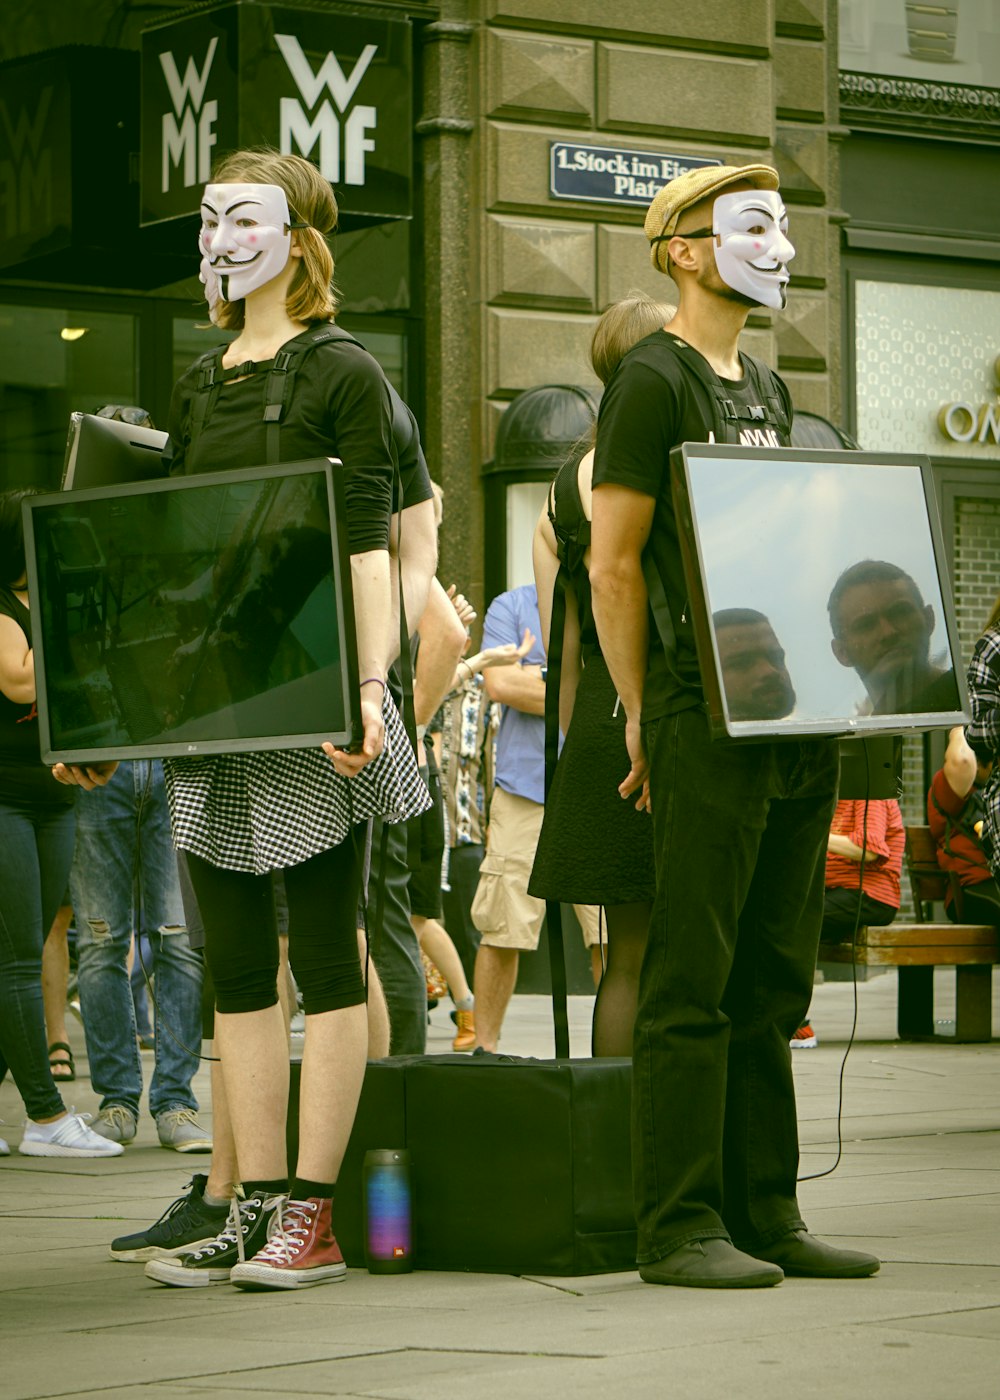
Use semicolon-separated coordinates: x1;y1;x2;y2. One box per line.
230;1196;347;1290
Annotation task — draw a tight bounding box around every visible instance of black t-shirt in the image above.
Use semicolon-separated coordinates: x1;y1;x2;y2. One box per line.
388;384;433;513
592;330;793;722
0;587;72;806
165;332;396;554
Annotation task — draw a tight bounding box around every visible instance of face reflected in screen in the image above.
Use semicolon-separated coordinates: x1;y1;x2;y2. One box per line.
828;561;959;716
675;448;966;734
715;610;796;721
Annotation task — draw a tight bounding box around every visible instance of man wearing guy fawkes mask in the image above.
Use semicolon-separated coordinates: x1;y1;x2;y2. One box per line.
589;166;878;1290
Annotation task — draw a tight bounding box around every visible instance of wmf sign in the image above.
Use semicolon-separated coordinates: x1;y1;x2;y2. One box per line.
141;2;412;226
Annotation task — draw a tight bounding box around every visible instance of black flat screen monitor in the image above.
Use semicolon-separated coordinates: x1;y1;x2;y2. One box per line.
23;459;361;763
670;444;969;741
62;412;169;489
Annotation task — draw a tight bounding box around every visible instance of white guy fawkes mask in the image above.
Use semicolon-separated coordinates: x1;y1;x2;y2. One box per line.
711;189;794;310
198;254;222;325
199;183;294;302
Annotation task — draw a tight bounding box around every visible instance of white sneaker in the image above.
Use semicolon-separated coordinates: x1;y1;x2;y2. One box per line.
20;1112;125;1158
0;1136;9;1157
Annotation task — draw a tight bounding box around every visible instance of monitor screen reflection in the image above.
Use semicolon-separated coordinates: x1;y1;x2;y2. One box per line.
685;455;963;726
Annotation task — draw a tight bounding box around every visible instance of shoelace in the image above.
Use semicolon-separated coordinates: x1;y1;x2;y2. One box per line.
161;1108;200;1127
101;1105;134;1132
187;1196;256;1263
250;1198;316;1266
146;1179;202;1237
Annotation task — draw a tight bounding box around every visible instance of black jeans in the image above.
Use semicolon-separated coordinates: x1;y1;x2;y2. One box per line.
633;708;839;1264
368;817;427;1055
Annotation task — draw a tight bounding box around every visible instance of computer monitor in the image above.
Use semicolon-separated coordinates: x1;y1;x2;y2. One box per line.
670;444;969;741
23;459;361;762
62;412;168;490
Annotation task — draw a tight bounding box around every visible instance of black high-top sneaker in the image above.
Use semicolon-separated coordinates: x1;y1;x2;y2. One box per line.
144;1188;284;1287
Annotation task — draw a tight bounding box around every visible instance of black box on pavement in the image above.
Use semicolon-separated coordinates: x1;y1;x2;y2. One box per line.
288;1053;635;1276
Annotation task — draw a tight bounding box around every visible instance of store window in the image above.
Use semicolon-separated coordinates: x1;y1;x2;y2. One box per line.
852;278;1000;457
0;304;137;491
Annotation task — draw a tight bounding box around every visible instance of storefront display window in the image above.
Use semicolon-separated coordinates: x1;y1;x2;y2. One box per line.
853;278;1000;458
0;304;137;491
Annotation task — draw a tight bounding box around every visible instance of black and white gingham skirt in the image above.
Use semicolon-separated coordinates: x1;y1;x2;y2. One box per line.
163;692;429;874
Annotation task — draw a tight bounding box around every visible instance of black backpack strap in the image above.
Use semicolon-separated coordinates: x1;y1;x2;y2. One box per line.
260;325;367;465
541;551;571;1059
186;351;225;454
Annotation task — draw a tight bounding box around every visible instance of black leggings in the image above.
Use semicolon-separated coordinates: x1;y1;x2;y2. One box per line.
185;839;365;1016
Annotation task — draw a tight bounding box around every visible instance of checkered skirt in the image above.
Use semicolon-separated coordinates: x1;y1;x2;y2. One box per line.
163;691;429;874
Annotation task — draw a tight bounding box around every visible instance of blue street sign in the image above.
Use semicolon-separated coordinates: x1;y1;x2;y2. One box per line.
549;143;721;207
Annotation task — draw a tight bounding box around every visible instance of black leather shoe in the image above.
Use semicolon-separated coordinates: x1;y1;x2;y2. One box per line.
750;1230;879;1278
639;1238;784;1289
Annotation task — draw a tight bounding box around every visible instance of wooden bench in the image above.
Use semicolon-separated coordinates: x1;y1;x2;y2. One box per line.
817;825;999;1042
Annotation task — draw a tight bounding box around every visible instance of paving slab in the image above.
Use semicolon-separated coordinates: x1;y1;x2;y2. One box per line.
2;978;998;1400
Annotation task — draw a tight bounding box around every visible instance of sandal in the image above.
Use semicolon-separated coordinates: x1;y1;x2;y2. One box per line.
48;1042;76;1083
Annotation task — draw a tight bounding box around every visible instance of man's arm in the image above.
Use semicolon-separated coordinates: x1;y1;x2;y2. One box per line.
389;496;437;657
484;660;545;716
413;577;469;727
589;480;655;803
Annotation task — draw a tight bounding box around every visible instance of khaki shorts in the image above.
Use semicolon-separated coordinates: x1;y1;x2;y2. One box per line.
472;788;602;951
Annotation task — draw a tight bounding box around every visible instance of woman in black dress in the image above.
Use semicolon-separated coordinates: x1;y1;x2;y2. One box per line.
529;293;674;1056
59;149;426;1289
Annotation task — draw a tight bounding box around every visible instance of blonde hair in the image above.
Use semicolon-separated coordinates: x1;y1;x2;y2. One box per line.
591;290;674;385
210;147;340;330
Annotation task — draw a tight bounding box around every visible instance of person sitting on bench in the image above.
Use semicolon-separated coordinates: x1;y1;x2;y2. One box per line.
792;797;904;1049
928;725;1000;927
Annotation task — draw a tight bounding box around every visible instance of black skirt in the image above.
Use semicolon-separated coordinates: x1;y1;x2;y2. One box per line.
529;652;656;906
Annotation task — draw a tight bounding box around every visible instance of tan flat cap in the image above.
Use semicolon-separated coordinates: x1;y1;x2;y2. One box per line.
645;163;780;273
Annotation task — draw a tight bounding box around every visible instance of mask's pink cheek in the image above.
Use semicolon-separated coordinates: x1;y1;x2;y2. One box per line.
248;234;257;245
754;241;762;251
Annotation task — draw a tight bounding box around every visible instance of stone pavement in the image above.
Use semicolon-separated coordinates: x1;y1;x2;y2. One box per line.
2;970;998;1400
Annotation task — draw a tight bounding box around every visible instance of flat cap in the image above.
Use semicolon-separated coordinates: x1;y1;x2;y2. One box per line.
645;163;780;273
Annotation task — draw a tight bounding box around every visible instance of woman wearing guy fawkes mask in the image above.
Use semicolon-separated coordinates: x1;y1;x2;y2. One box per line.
56;149;427;1292
589;165;879;1291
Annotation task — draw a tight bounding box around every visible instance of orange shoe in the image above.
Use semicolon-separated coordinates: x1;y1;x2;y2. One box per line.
790;1023;817;1048
452;1008;476;1052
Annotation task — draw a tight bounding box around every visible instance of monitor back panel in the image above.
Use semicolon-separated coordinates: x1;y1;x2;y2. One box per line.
62;413;169;490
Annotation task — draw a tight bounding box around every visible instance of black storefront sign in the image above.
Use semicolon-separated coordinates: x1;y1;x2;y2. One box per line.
141;1;412;227
0;48;139;274
550;143;721;207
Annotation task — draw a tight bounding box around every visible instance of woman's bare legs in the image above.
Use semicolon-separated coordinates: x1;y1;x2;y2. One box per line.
42;904;73;1059
214;1005;289;1181
295;1003;367;1182
413;914;472;1004
359;929;390;1058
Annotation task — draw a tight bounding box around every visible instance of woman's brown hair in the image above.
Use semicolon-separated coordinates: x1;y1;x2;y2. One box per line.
209;147;340;330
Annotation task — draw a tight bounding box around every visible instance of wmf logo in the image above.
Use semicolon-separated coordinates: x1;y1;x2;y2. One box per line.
159;37;219;194
275;34;378;185
0;86;53;237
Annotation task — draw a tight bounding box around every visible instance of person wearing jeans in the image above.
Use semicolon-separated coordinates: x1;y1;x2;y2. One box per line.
71;759;211;1151
0;485;121;1159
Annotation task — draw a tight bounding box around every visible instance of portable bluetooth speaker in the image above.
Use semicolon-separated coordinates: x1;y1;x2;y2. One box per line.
363;1148;413;1273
